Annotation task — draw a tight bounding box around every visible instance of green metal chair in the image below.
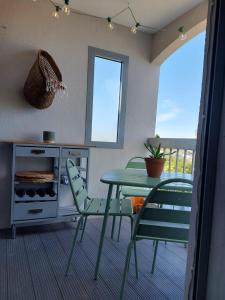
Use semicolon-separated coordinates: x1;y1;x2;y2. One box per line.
119;178;193;300
115;157;151;241
121;156;151;198
65;159;135;276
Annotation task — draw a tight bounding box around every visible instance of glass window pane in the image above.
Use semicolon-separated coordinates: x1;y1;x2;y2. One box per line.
91;57;122;142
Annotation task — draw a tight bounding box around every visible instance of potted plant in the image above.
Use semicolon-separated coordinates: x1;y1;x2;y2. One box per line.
144;143;173;177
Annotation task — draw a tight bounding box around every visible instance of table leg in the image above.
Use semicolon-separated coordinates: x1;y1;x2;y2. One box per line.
111;185;120;239
115;184;120;199
111;216;116;239
94;183;113;280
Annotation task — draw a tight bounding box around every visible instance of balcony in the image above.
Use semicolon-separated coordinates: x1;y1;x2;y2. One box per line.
0;0;206;298
0;137;196;299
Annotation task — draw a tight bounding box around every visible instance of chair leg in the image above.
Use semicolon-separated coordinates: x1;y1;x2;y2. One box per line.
151;240;158;274
65;217;83;276
117;216;123;242
127;217;134;271
130;217;134;240
111;216;116;239
120;241;133;300
80;216;88;242
134;241;138;279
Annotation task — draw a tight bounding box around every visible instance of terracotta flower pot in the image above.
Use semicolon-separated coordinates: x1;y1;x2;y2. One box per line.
144;157;166;178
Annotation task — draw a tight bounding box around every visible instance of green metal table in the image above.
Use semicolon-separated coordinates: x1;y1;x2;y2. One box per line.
94;168;192;279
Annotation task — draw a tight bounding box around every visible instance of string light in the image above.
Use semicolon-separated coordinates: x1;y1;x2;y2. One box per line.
32;0;167;35
107;17;114;30
130;22;140;34
52;6;60;19
62;0;70;16
107;6;142;34
178;26;187;41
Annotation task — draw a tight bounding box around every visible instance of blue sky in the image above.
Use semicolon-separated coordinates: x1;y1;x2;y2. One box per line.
155;31;206;138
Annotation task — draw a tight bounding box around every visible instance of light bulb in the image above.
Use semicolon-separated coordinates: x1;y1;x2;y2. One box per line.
109;22;114;30
53;6;60;19
130;23;140;34
178;26;187;41
62;5;70;15
179;32;187;41
53;11;59;19
130;25;137;34
62;0;70;16
107;18;114;31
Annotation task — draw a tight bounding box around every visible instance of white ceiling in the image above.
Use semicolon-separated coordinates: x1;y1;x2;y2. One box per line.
56;0;205;32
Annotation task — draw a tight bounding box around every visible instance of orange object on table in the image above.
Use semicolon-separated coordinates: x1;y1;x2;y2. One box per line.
130;197;145;213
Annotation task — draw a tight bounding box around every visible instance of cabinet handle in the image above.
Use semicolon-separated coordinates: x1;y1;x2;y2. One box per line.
68;151;80;156
31;149;45;155
28;209;43;214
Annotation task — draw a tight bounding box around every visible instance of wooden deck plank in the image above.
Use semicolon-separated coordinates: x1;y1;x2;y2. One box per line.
85;218;184;299
61;221;168;300
7;234;35;300
55;224;128;299
115;216;186;280
96;216;187;271
0;231;8;300
82;230;168;300
120;218;187;286
23;231;63;300
1;216;187;300
56;223;150;300
39;227;113;300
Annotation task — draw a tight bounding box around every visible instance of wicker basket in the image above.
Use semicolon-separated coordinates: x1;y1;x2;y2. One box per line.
23;50;63;109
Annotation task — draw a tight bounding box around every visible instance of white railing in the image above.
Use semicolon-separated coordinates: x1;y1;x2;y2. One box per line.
147;138;196;174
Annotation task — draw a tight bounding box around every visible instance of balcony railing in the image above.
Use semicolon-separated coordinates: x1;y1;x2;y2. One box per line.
147;138;196;174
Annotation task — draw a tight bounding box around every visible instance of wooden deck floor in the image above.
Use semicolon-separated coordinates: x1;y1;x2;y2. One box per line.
0;217;187;300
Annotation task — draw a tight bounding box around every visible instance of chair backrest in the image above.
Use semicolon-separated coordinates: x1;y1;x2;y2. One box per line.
134;178;193;243
66;159;89;214
125;156;146;170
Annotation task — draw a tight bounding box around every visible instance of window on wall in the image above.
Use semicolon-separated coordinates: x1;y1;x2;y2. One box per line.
85;47;129;148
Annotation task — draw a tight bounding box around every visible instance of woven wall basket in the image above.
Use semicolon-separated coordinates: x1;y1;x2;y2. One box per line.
23;50;62;109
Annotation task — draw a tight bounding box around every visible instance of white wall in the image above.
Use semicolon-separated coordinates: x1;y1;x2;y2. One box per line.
0;0;159;228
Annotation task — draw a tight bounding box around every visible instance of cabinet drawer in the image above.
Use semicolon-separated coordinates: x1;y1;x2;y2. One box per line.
15;146;60;157
62;148;89;158
14;202;57;221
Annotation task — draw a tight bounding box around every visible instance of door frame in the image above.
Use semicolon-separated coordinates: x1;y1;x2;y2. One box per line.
186;0;225;298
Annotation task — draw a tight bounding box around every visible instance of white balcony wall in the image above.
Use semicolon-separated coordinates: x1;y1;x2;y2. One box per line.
0;0;159;228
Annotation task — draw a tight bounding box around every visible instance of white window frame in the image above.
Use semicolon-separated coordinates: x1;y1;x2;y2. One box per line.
85;47;129;149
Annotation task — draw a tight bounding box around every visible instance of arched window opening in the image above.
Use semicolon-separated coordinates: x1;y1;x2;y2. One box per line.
155;31;206;138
